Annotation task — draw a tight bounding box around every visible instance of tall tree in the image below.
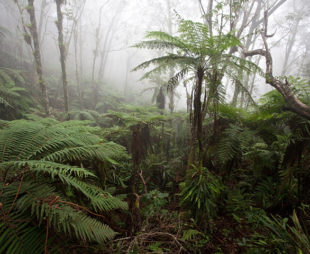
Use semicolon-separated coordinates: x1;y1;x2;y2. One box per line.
166;0;176;114
243;11;310;120
69;0;86;109
97;1;125;83
55;0;69;114
280;0;305;76
198;0;288;107
91;2;107;108
26;0;50;116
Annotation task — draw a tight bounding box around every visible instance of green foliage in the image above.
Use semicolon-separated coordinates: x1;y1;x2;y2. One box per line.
283;76;310;103
181;228;210;251
104;104;169;128
180;166;224;222
245;211;310;253
0;119;128;253
0;67;32;119
225;188;254;218
142;190;169;217
217;123;254;165
133;17;260;107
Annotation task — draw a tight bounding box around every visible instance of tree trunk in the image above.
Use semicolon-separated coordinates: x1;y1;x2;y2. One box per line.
27;0;50;116
230;0;286;103
129;123;150;234
91;4;106;109
37;0;48;44
281;12;300;75
243;11;310;120
231;0;261;105
188;67;204;169
55;0;69;114
97;2;124;83
73;22;82;109
206;0;213;35
79;18;84;103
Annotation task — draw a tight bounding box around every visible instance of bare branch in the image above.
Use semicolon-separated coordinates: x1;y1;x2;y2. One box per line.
242;10;310;120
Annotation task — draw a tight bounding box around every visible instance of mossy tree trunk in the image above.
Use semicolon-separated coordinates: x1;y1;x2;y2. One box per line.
55;0;69;114
129;123;150;234
27;0;50;116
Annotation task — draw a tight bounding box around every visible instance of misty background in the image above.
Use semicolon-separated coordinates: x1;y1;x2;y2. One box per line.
0;0;309;111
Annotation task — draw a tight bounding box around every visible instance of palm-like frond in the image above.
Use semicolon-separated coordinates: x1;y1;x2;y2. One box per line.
133;17;256;115
217;123;254;164
168;67;190;89
132;54;197;72
0;119;128;253
222;55;265;77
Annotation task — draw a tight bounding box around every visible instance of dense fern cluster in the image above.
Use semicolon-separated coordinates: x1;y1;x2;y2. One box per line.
0;68;32;119
1;6;310;253
0;119;128;253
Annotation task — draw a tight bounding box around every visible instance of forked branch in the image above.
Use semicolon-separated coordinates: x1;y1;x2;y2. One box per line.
242;11;310;120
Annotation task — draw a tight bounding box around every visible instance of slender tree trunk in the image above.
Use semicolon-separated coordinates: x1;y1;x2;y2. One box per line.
245;57;261;109
91;6;104;109
38;0;48;43
73;22;82;109
78;19;84;103
206;0;213;36
124;55;130;97
231;56;246;106
243;11;310;120
55;0;69;114
27;0;50;116
188;67;204;170
230;0;286;103
281;19;300;75
97;2;124;83
166;0;175;114
231;0;261;105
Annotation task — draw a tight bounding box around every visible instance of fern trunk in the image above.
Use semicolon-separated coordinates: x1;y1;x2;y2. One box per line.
188;67;204;169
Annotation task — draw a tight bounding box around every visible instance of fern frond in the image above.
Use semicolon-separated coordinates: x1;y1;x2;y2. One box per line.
132;54;196;72
0;119;128;252
217;124;243;163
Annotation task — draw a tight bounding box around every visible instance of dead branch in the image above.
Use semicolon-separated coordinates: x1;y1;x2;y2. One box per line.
138;170;148;194
242;11;310;120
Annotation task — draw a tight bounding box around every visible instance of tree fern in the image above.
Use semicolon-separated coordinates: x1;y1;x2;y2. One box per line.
133;17;261;168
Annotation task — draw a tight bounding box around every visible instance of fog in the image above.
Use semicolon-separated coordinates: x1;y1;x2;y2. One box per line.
2;2;310;251
0;0;309;112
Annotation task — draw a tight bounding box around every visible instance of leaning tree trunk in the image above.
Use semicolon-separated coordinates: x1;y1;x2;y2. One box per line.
243;11;310;121
55;0;69;114
26;0;50;116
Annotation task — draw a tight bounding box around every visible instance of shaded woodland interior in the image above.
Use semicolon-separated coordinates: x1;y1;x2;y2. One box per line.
1;0;310;253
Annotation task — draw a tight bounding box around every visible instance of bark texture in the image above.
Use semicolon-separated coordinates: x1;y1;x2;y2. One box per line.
55;0;69;114
243;11;310;120
27;0;50;116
